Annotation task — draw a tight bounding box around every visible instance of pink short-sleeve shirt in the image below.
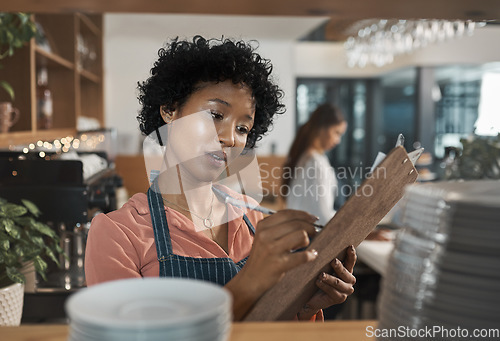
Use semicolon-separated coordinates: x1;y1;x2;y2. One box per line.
84;192;263;286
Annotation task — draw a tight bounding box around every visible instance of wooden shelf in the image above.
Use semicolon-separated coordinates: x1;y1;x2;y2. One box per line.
35;46;74;70
0;13;103;148
79;69;101;83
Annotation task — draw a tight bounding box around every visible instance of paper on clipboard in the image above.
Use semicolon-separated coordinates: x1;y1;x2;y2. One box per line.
370;148;424;173
369;134;424;173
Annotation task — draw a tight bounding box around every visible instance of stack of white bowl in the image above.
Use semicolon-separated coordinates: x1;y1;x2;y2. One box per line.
65;278;232;341
378;180;500;339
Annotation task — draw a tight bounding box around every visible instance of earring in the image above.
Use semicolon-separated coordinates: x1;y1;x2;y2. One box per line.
161;106;173;124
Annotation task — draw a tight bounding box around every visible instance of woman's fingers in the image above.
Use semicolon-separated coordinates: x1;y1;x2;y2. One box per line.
342;245;357;273
258;218;317;242
273;229;310;252
299;247;358;312
315;272;354;303
284;249;319;271
315;251;357;304
259;229;318;272
239;210;322;299
318;272;355;294
254;210;318;252
330;256;356;285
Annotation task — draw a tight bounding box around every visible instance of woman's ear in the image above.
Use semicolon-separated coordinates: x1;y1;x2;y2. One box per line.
160;105;175;124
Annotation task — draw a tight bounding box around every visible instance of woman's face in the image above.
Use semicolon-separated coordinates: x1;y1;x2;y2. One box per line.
163;80;255;183
320;121;347;151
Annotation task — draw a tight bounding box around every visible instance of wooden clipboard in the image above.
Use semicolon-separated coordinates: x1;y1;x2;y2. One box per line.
244;146;419;321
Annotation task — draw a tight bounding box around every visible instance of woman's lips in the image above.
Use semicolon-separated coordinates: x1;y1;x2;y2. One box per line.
206;151;227;167
208;150;226;161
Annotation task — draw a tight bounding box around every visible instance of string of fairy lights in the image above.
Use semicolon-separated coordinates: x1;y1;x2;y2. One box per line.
14;133;106;159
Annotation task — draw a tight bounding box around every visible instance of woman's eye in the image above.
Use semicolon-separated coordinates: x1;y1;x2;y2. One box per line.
210;110;223;120
237;126;250;135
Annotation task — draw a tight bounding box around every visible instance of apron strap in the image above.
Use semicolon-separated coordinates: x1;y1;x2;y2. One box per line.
147;183;174;258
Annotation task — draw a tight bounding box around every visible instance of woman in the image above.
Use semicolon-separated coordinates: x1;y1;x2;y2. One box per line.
282;104;347;226
85;36;356;321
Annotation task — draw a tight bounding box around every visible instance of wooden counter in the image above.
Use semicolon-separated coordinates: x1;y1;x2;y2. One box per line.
1;320;377;341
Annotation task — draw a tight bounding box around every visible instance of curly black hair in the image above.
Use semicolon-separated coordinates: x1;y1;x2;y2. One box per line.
137;36;285;149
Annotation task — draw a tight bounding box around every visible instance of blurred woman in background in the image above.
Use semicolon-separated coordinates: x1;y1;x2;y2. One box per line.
282;103;347;226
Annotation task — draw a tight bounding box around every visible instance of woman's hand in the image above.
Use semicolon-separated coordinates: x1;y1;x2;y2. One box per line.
226;209;319;320
297;245;357;320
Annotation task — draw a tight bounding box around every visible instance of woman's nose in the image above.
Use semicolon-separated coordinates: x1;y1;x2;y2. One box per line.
218;125;235;147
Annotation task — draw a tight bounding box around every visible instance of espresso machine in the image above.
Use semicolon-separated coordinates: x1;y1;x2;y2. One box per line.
0;131;122;321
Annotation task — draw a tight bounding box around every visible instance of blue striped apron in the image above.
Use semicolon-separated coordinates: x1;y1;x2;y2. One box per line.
147;185;255;286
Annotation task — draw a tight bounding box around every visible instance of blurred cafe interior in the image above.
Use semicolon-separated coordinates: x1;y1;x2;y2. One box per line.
1;0;500;339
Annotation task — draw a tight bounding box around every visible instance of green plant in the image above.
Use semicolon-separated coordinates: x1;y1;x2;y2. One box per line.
0;12;38;100
445;134;500;180
0;197;64;288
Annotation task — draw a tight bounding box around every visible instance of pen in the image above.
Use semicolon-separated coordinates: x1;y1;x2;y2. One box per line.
212;187;323;232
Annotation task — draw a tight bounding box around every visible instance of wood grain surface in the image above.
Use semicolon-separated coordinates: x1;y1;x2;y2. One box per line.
1;320;378;341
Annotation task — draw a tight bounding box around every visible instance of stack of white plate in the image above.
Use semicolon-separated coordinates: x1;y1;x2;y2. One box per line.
378;180;500;339
65;278;232;341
